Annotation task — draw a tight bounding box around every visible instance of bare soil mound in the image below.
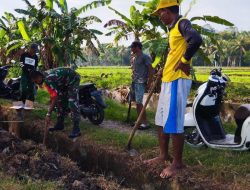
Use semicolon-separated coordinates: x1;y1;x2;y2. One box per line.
0;128;131;190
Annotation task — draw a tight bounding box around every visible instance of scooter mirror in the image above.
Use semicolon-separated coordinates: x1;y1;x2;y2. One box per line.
222;74;230;83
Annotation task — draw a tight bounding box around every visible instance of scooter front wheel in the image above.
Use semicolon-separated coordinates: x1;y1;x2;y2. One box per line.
184;127;206;148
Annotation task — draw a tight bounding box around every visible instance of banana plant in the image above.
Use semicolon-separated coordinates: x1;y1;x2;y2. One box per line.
104;5;153;43
5;0;111;69
0;12;26;65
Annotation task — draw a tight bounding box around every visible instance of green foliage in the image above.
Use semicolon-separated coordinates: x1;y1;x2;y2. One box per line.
0;0;111;69
104;4;151;42
46;0;54;10
7;64;22;78
243;50;250;66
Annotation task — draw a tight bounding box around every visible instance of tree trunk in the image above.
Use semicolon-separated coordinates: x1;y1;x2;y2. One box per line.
41;43;54;69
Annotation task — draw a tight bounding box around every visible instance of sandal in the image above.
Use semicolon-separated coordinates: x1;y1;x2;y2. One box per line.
138;124;150;130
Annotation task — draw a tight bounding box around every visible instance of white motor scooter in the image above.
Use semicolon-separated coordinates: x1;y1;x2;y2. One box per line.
184;68;250;151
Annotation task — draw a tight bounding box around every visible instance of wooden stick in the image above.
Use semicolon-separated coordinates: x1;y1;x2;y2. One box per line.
43;120;49;145
127;74;161;150
126;92;132;123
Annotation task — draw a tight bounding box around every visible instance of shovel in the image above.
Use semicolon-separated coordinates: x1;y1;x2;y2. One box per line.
127;73;161;152
43;120;49;145
126;90;132;123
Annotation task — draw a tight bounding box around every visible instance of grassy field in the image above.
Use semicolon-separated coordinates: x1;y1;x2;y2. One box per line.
22;66;250;105
77;66;132;89
77;66;250;103
195;67;250;86
77;66;250;88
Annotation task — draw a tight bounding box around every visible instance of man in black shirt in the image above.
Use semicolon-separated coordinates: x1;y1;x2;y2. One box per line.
20;43;39;108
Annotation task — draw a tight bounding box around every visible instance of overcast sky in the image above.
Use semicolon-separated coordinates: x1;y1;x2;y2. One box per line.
0;0;249;45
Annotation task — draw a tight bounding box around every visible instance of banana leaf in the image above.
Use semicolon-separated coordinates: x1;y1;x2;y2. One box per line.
6;41;23;56
59;0;68;12
75;0;111;16
15;9;34;17
107;6;133;26
152;55;161;68
0;29;6;39
46;0;53;10
17;20;30;41
191;16;234;27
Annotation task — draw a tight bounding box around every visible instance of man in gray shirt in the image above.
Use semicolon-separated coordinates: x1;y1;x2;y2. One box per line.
130;41;154;129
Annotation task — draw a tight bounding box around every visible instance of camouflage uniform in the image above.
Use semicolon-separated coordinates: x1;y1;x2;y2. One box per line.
45;68;80;132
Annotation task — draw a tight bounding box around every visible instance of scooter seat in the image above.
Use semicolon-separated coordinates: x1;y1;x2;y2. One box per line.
79;83;95;90
234;104;250;144
234;104;250;121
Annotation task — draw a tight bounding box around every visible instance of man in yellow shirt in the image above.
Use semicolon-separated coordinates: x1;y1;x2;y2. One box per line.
144;0;202;178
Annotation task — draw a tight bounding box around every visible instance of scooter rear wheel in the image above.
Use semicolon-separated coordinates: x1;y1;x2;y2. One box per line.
184;127;205;148
87;103;104;125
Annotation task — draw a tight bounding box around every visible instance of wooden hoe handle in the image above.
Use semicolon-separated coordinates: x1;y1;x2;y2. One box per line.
127;74;161;150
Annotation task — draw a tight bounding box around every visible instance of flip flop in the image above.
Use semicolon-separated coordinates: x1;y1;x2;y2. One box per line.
138;124;150;130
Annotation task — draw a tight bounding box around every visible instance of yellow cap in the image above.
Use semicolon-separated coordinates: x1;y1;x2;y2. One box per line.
152;0;180;16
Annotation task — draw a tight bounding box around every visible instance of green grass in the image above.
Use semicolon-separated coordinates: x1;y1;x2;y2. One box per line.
0;172;59;190
104;98;155;124
80;123;158;150
77;66;131;89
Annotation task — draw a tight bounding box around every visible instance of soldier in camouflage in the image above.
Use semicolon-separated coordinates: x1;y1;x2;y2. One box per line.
30;67;81;138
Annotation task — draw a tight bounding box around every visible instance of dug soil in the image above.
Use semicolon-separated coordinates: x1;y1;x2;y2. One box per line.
0;106;248;190
0;128;131;190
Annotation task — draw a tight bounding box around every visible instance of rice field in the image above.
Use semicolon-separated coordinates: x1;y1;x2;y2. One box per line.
76;66;250;102
77;66;250;87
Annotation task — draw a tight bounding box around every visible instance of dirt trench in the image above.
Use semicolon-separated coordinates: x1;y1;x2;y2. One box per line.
0;106;234;190
0;129;132;190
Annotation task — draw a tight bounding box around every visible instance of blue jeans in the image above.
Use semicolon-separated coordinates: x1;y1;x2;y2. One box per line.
131;82;145;104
